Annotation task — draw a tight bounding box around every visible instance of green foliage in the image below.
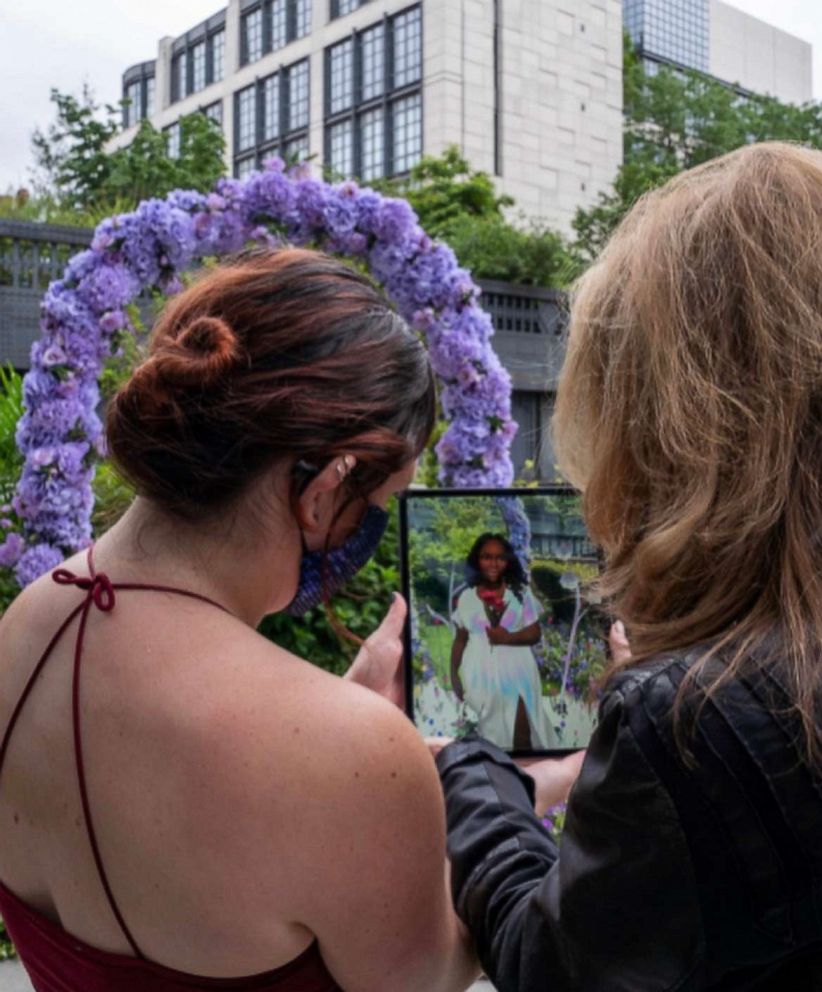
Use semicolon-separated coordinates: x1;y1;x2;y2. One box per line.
31;85;120;212
104;114;226;208
573;34;822;261
383;146;513;239
0;366;23;616
0;915;14;959
380;146;577;288
443;212;578;287
30;87;226;217
259;502;402;675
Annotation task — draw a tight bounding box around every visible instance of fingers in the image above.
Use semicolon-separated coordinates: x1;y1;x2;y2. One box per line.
609;620;632;664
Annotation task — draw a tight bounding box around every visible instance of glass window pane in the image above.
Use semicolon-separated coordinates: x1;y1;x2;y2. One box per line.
237;85;257;151
336;0;362;15
272;0;287;50
165;123;181;159
296;0;312;38
176;51;188;100
236;156;257;179
285;135;309;161
391;92;421;174
192;42;206;92
204;100;223;125
360;106;384;180
126;81;142;126
263;74;280;141
146;77;155;117
328;40;353;114
328;119;353;177
287;60;310;131
361;23;384;102
243;8;263;63
393;7;422;88
211;30;225;83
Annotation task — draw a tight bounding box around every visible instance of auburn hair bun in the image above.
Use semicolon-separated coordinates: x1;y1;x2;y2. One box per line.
156;315;241;388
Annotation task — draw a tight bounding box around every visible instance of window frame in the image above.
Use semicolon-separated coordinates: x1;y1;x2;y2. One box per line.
323;4;423;181
232;57;312;177
240;0;313;67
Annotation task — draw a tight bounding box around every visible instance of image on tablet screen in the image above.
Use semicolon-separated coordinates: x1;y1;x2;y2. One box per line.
403;490;606;752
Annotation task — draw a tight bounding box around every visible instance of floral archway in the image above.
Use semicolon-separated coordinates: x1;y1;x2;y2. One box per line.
2;159;517;587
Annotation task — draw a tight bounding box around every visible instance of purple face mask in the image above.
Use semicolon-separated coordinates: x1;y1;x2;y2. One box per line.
284;503;389;616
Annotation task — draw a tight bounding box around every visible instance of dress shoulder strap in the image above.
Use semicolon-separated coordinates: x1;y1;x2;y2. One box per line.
0;547;228;960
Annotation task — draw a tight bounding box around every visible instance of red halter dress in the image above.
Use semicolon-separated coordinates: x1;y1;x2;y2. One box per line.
0;552;341;992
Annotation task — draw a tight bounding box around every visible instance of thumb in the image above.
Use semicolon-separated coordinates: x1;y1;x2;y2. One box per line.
378;592;407;638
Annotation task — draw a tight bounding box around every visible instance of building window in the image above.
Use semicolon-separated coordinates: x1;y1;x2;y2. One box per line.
243;8;264;63
204;100;223;125
192;41;207;92
331;0;369;17
125;81;142;127
263;74;280;140
233;58;310;176
391;92;422;173
211;30;226;82
324;5;423;180
173;50;188;101
328;39;354;114
236;85;257;152
241;1;312;66
168;21;227;106
393;6;422;88
359;107;383;180
623;0;709;74
328;118;354;176
287;59;310;129
360;23;384;101
165;122;181;159
236;156;257;179
122;72;155;128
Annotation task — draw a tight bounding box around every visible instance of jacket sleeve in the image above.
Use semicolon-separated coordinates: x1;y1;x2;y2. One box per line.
436;687;704;992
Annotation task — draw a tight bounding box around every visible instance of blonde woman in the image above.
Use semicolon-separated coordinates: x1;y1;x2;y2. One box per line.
436;143;822;991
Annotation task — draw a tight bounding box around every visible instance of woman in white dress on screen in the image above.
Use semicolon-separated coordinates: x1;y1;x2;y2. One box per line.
450;534;557;750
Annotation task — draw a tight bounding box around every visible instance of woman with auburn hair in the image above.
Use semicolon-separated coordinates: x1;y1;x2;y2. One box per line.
0;249;478;992
435;142;822;991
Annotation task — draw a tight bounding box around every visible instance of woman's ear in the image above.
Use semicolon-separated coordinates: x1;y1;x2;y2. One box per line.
294;456;357;539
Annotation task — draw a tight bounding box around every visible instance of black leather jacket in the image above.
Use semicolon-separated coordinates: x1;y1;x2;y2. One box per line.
436;650;822;991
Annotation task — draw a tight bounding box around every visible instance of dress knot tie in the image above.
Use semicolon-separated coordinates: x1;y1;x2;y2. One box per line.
52;568;116;612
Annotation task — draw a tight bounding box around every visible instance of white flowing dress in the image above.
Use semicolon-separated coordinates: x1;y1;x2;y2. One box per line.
454;586;557;749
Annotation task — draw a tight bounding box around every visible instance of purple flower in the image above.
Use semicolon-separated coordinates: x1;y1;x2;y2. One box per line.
0;533;25;568
10;162;515;591
14;543;64;586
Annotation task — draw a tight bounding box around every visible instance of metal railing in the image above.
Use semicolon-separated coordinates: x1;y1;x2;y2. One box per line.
0;220;568;389
0;220;93;369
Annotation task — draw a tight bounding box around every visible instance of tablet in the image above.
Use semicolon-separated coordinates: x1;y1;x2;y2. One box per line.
399;487;607;756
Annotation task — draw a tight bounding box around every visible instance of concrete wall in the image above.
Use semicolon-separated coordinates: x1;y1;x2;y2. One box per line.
710;0;812;104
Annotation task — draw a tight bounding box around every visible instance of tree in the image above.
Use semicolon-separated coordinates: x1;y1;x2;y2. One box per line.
572;37;822;262
31;87;226;218
381;146;577;287
31;86;120;212
384;145;513;238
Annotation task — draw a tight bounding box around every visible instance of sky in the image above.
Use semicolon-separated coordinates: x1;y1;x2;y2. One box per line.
1;0;821;193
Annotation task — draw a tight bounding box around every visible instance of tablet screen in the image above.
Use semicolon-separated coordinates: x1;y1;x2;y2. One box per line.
400;487;607;754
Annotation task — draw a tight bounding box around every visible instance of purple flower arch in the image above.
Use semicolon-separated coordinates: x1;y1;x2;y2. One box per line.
5;159;517;587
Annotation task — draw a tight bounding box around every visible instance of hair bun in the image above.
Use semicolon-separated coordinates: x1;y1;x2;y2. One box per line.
158;315;240;388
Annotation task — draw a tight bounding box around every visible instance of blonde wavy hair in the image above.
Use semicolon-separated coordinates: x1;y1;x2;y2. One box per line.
553;142;822;759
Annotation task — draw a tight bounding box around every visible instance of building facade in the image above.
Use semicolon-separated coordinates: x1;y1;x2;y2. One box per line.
112;0;625;233
624;0;812;103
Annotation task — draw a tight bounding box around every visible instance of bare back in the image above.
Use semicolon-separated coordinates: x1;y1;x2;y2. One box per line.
0;551;472;990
